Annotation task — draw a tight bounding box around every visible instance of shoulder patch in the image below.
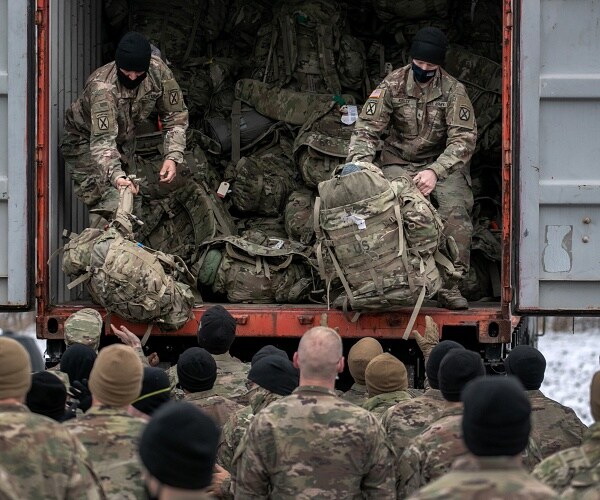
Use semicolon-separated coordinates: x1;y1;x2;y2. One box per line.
90;100;115;136
359;89;387;120
162;78;184;112
450;94;475;130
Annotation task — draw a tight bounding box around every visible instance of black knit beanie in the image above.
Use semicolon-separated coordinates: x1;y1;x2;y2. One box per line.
60;343;97;385
115;31;151;72
410;27;448;65
504;345;546;390
197;305;237;354
139;401;219;490
26;371;68;422
248;355;299;396
132;367;171;416
426;340;465;390
462;376;531;456
439;350;485;402
251;345;288;366
177;347;217;393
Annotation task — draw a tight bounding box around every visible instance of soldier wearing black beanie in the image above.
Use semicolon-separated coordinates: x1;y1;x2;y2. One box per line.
139;401;219;495
426;340;465;390
504;345;546;390
248;355;299;396
115;31;151;73
438;350;485;402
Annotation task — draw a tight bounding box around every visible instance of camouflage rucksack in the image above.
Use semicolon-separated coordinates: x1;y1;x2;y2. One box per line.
285;189;316;245
62;190;196;330
338;34;368;92
197;234;315;303
315;162;449;324
237;217;289;240
251;0;344;94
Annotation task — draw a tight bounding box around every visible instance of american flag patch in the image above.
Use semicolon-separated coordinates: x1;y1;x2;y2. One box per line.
369;89;383;99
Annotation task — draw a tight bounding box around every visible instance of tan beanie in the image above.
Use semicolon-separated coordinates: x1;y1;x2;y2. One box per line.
365;353;408;397
89;344;143;407
591;370;600;422
348;337;383;385
0;337;32;400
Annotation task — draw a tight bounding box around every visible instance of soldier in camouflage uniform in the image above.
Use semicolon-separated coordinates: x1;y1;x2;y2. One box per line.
60;31;187;224
409;377;558;500
363;352;412;418
64;344;146;499
178;347;243;427
533;370;600;497
0;465;18;500
233;326;395;498
139;401;220;500
505;345;588;458
398;349;486;498
382;338;465;461
342;336;383;405
347;27;477;310
0;337;104;499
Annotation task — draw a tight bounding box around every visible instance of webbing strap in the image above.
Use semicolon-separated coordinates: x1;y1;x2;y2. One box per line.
394;202;404;257
231;100;242;163
141;323;154;347
327;246;355;305
66;272;91;290
402;285;427;340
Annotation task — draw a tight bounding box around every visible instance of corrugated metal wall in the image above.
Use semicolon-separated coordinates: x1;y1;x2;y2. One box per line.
49;0;103;304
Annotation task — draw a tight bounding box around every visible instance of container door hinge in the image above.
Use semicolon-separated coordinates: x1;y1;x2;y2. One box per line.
34;9;44;26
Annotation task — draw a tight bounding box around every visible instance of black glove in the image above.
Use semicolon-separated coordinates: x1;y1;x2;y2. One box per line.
70;379;92;413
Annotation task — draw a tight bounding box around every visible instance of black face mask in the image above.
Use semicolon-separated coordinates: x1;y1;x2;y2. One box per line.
117;69;147;90
412;62;436;84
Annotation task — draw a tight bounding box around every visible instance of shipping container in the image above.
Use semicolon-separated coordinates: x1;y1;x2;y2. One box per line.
1;0;594;381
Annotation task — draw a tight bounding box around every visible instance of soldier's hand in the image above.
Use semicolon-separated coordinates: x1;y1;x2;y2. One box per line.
413;315;439;360
147;352;160;367
413;169;437;196
115;176;140;195
111;324;142;349
159;159;177;183
207;464;230;496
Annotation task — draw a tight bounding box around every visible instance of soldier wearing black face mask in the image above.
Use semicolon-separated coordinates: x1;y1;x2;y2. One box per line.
60;31;188;227
347;27;477;311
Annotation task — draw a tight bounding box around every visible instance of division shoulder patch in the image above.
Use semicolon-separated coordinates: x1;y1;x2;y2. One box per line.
359;89;386;120
90;100;115;136
451;94;475;130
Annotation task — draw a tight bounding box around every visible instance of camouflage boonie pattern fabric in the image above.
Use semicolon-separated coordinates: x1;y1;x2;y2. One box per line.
183;389;243;428
64;308;103;351
284;189;316;245
528;389;588;459
64;405;147;499
532;421;600;498
399;404;544;498
61;56;188;211
0;404;103;499
0;464;19;500
233;385;396;498
362;390;412;419
408;455;560;500
342;382;369;406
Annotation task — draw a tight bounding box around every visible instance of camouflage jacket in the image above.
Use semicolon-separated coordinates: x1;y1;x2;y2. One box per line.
233;385;396;499
528;389;588;459
532;421;600;498
342;382;369;406
62;56;188;186
184;388;244;428
0;464;19;500
362;390;412;419
347;65;477;181
64;405;147;499
0;403;104;499
408;455;559;500
381;388;446;461
399;403;544;498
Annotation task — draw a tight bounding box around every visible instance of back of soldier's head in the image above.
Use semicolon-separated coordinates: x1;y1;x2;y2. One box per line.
196;305;236;354
248;355;299;396
591;370;600;422
0;337;32;402
438;350;485;402
347;337;383;385
365;353;408;396
504;345;546;390
297;327;343;380
177;347;217;393
26;371;68;422
64;308;103;352
425;340;465;390
462;376;531;457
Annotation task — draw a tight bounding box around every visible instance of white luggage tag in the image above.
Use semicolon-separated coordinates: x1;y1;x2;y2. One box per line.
217;181;230;199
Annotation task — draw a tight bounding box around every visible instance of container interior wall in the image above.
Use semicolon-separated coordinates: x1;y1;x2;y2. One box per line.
49;0;103;305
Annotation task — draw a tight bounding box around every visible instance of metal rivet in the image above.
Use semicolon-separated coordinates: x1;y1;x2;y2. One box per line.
582;236;590;243
583;217;591;224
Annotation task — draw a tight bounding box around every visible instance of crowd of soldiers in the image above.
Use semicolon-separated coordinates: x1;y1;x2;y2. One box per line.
0;305;598;499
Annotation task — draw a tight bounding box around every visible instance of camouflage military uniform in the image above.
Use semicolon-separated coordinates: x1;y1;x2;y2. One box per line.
347;65;477;280
408;455;559;499
382;388;447;460
362;390;412;419
0;465;18;500
60;56;188;212
528;389;588;459
532;421;600;498
64;405;146;499
183;389;243;428
342;382;369;406
0;403;103;499
399;403;544;498
233;385;396;498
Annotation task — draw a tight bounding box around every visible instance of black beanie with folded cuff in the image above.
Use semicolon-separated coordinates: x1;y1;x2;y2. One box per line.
248;355;299;396
177;347;217;393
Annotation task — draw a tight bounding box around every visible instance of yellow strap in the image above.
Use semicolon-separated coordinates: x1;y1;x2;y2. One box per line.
402;285;427;340
141;323;154;347
66;272;91;290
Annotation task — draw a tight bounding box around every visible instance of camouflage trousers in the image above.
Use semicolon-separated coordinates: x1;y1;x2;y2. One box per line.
382;164;473;282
